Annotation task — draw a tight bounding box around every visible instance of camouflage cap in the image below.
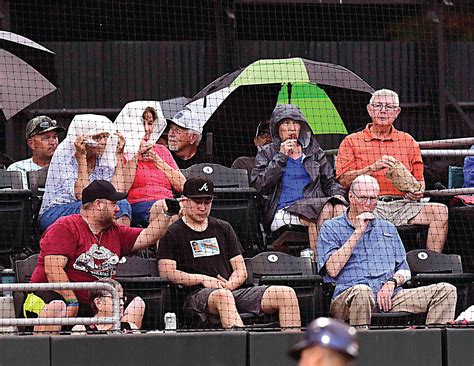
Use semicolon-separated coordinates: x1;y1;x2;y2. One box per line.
25;116;65;140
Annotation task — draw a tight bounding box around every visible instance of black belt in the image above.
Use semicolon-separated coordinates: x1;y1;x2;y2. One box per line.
378;196;404;202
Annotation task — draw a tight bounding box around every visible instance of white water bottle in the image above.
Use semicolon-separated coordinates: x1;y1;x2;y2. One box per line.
164;312;177;332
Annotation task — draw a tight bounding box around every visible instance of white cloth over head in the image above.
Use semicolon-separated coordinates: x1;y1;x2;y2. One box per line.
114;100;167;161
40;114;117;215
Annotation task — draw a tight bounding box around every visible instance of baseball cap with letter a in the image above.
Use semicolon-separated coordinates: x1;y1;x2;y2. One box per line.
183;177;215;199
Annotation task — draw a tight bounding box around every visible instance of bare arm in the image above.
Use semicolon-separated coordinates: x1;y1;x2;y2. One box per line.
159;259;224;288
111;132;127;192
217;255;247;291
338;166;376;189
338;155;400;189
325;231;362;278
142;148;185;192
121;138;151;192
74;135;89;200
120;156;138;192
44;255;77;302
155;161;186;192
132;200;171;252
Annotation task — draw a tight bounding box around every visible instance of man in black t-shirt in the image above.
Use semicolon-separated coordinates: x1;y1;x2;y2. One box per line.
158;177;301;329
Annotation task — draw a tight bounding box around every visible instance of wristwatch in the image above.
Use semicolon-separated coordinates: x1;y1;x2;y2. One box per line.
387;278;398;287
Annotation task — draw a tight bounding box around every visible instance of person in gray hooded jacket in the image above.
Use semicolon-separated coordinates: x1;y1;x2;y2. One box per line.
251;104;347;251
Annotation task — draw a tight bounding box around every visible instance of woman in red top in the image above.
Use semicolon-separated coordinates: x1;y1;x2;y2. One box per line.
116;102;185;227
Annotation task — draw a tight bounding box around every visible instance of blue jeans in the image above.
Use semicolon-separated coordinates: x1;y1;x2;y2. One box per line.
39;199;132;230
131;200;157;228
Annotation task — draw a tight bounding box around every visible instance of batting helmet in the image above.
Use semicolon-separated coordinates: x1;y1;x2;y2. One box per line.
288;317;359;360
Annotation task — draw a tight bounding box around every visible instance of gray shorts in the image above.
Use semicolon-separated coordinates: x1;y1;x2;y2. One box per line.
374;199;425;226
184;286;269;322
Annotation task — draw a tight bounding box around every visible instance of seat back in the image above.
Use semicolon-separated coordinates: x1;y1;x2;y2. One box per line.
182;163;261;255
448;166;464;189
181;163;249;188
406;249;472;317
14;254;39;283
116;256;158;277
0;170;23;190
27;167;49;245
245;251;313;284
116;256;165;330
14;254;39;319
27;167;48;198
407;249;463;275
245;251;322;326
0;190;33;256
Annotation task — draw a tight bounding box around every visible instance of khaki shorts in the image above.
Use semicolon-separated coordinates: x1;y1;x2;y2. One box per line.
374;199;424;226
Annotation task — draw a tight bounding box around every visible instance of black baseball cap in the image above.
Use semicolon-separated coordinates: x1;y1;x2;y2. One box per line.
183;177;215;199
81;180;128;204
25;116;65;140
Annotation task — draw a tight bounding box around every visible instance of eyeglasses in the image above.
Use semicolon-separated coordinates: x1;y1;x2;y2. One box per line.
351;191;378;203
91;133;110;142
369;103;399;111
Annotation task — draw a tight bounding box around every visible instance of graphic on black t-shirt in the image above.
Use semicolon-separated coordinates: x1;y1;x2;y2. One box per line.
73;244;121;278
190;237;220;258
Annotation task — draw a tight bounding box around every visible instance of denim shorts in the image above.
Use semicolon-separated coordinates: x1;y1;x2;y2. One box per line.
39;199;132;230
131;200;157;228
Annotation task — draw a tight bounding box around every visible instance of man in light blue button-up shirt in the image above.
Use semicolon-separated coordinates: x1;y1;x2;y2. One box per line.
317;175;457;327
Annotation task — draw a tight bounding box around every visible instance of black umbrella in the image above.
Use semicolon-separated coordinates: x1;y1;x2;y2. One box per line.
0;30;58;86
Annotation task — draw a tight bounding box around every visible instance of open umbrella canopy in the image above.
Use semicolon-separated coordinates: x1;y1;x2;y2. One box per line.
276;83;347;134
160;96;190;119
0;49;57;121
187;57;374;165
0;31;57;86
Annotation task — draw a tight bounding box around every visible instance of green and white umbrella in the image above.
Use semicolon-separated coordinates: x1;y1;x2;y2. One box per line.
187;57;374;135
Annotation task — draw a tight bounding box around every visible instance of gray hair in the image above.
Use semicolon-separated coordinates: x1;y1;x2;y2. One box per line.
370;89;399;106
187;129;202;145
350;175;379;192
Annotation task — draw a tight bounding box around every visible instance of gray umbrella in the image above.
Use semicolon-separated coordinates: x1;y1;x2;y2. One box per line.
0;49;57;120
0;30;57;86
160;96;190;119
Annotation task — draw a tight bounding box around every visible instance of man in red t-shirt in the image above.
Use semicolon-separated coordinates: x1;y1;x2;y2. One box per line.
25;180;173;332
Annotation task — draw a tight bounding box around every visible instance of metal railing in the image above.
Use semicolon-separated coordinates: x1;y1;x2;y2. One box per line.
0;282;121;332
